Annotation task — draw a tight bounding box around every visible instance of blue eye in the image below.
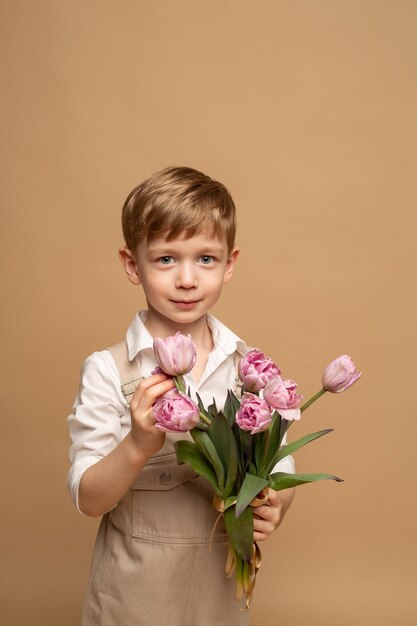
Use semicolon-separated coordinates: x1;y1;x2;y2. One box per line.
159;256;173;265
199;255;213;264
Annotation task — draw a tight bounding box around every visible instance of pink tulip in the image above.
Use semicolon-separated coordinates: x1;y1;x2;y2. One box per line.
322;355;362;393
153;332;197;376
263;376;303;421
153;390;200;432
236;393;273;434
238;349;281;392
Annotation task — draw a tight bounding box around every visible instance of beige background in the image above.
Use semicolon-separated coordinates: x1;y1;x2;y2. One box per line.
1;1;416;625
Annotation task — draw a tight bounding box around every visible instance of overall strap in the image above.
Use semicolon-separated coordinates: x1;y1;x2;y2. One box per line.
233;351;242;395
108;341;144;401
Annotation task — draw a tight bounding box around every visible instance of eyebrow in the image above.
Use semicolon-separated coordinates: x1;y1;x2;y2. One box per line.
147;244;225;255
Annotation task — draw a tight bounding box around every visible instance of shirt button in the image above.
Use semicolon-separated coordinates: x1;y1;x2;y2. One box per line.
159;471;172;485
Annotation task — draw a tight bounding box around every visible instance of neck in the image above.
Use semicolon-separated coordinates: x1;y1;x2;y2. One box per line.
143;308;214;352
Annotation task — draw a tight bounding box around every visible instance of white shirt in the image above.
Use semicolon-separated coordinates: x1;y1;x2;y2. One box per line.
67;311;295;512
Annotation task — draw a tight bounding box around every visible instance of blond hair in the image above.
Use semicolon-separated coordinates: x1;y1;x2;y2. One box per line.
121;166;236;252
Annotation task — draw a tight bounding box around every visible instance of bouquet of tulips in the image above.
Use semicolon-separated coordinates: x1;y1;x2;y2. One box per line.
152;333;361;607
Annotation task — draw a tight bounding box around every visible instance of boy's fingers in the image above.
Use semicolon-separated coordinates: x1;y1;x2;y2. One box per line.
138;372;170;390
254;500;282;527
253;518;274;541
266;488;280;505
142;379;176;407
253;518;273;532
131;373;170;400
130;375;175;410
254;505;274;521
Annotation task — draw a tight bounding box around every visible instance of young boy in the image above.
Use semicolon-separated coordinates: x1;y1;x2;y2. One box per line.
67;166;295;626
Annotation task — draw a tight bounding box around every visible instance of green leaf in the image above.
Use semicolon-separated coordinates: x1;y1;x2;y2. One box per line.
279;416;290;441
275;429;333;463
223;390;240;425
191;429;225;492
258;411;281;476
195;392;209;420
174;440;221;496
207;397;219;419
233;423;252;479
235;473;269;518
208;413;238;498
253;431;267;474
192;421;209;431
224;505;254;561
269;471;343;491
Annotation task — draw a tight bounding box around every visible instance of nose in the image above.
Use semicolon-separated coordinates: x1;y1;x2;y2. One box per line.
175;262;198;289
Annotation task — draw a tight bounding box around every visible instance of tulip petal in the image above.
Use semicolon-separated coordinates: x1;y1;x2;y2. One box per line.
153;332;197;375
278;408;301;421
153;390;200;432
335;370;362;393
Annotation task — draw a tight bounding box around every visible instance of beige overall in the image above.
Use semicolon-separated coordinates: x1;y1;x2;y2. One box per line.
81;342;250;626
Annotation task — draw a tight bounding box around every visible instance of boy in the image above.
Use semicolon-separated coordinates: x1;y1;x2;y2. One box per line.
67;166;295;625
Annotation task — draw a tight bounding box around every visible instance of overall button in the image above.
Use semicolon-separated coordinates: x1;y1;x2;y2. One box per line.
158;471;172;485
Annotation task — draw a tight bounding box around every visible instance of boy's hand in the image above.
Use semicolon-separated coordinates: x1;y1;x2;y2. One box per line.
253;486;296;541
129;373;175;458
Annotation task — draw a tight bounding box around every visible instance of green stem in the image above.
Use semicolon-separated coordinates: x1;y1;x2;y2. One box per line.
174;376;211;426
300;388;327;413
174;375;186;393
199;411;212;426
235;554;244;601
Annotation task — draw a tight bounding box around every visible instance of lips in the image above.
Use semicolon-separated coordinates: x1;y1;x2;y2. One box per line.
171;299;201;309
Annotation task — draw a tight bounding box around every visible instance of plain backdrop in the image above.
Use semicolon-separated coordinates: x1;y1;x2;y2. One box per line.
1;1;416;625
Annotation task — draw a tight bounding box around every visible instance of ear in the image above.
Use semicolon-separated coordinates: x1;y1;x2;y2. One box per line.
118;247;141;286
223;247;240;284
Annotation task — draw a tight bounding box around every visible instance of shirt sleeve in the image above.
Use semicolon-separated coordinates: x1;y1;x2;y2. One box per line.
66;350;126;513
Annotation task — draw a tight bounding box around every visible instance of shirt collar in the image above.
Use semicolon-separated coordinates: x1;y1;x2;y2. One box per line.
126;311;154;361
125;311;247;362
206;313;247;357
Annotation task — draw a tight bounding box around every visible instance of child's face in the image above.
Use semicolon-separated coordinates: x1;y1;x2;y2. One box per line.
120;231;239;330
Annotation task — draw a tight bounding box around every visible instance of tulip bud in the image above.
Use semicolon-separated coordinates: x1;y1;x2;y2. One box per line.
322;355;362;393
153;390;200;432
238;349;281;392
236;393;273;434
153;332;197;376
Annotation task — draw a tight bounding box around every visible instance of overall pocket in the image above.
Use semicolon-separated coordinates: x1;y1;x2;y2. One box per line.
131;453;228;544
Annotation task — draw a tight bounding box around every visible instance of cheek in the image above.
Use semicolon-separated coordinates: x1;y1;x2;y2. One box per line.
141;274;167;298
203;270;218;284
205;274;226;298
